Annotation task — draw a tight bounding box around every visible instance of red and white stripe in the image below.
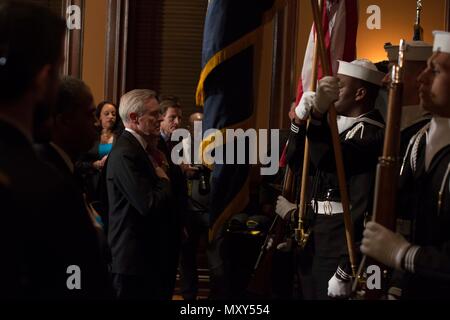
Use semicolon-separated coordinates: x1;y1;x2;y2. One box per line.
295;0;358;105
280;0;358;168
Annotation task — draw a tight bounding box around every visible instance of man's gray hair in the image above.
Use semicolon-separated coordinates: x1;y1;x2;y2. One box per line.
119;89;158;124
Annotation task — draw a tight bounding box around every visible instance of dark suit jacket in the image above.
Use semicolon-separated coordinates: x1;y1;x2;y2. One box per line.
75;140;103;198
76;132;122;227
35;143;82;187
76;130;121;203
0;121;110;299
106;130;179;297
34;142;112;282
158;135;188;214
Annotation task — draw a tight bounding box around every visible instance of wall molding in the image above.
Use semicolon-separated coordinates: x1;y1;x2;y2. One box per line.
104;0;129;104
446;0;450;31
62;0;84;78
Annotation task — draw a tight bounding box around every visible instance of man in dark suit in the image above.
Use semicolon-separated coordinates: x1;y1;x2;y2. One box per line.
0;2;109;299
34;77;112;297
107;89;180;299
35;77;97;182
158;96;195;191
158;97;193;297
158;98;188;210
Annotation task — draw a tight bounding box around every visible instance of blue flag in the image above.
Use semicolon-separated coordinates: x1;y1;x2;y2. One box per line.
197;0;275;239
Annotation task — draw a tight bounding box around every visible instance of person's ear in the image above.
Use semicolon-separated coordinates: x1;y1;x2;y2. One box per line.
129;112;139;124
355;87;367;102
33;64;52;101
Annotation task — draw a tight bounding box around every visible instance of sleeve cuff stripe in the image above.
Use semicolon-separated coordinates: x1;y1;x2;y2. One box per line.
404;246;420;273
291;123;300;133
336;267;351;281
388;287;402;298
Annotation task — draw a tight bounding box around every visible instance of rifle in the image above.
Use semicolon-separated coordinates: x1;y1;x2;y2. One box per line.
413;0;423;41
352;40;406;299
246;163;295;297
247;0;324;294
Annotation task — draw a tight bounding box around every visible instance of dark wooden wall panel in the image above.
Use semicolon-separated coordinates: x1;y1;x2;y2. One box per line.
158;0;207;124
25;0;62;14
123;0;207;125
126;0;163;93
446;0;450;31
105;0;211;124
24;0;83;78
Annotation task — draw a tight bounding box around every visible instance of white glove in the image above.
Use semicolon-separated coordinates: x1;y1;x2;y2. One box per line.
275;196;297;220
316;76;339;114
327;273;351;298
266;237;274;250
360;222;411;270
276;240;292;252
266;239;292;252
387;287;402;300
295;91;316;120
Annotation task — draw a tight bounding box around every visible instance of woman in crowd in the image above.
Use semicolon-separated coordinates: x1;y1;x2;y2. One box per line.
77;101;123;210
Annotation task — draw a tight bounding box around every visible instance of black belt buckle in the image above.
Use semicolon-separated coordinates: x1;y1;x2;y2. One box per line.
325;188;340;202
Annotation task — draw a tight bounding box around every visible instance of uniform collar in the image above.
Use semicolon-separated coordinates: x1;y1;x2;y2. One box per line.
337;115;359;134
401;105;431;131
336;109;384;134
425;117;450;171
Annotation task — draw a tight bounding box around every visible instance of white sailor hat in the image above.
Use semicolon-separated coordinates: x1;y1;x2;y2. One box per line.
433;30;450;54
337;59;385;86
384;41;432;62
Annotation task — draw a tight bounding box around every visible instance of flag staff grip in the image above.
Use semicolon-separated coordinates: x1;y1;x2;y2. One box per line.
309;0;357;277
295;29;318;249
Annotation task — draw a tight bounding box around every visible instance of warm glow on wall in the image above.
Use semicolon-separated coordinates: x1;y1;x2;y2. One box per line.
356;0;446;62
295;0;448;96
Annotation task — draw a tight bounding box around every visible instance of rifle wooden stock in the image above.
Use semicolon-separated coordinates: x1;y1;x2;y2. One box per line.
354;41;406;299
246;166;294;296
372;81;403;229
361;84;403;300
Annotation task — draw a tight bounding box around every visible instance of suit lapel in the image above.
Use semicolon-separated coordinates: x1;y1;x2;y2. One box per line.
121;131;155;171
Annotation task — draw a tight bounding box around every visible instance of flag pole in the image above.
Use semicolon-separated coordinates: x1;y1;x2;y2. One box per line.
295;7;320;250
309;0;357;277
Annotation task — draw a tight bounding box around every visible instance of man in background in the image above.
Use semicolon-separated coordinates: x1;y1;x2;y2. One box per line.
0;1;108;299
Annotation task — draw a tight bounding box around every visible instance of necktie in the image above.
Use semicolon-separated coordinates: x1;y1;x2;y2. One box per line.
147;146;170;174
